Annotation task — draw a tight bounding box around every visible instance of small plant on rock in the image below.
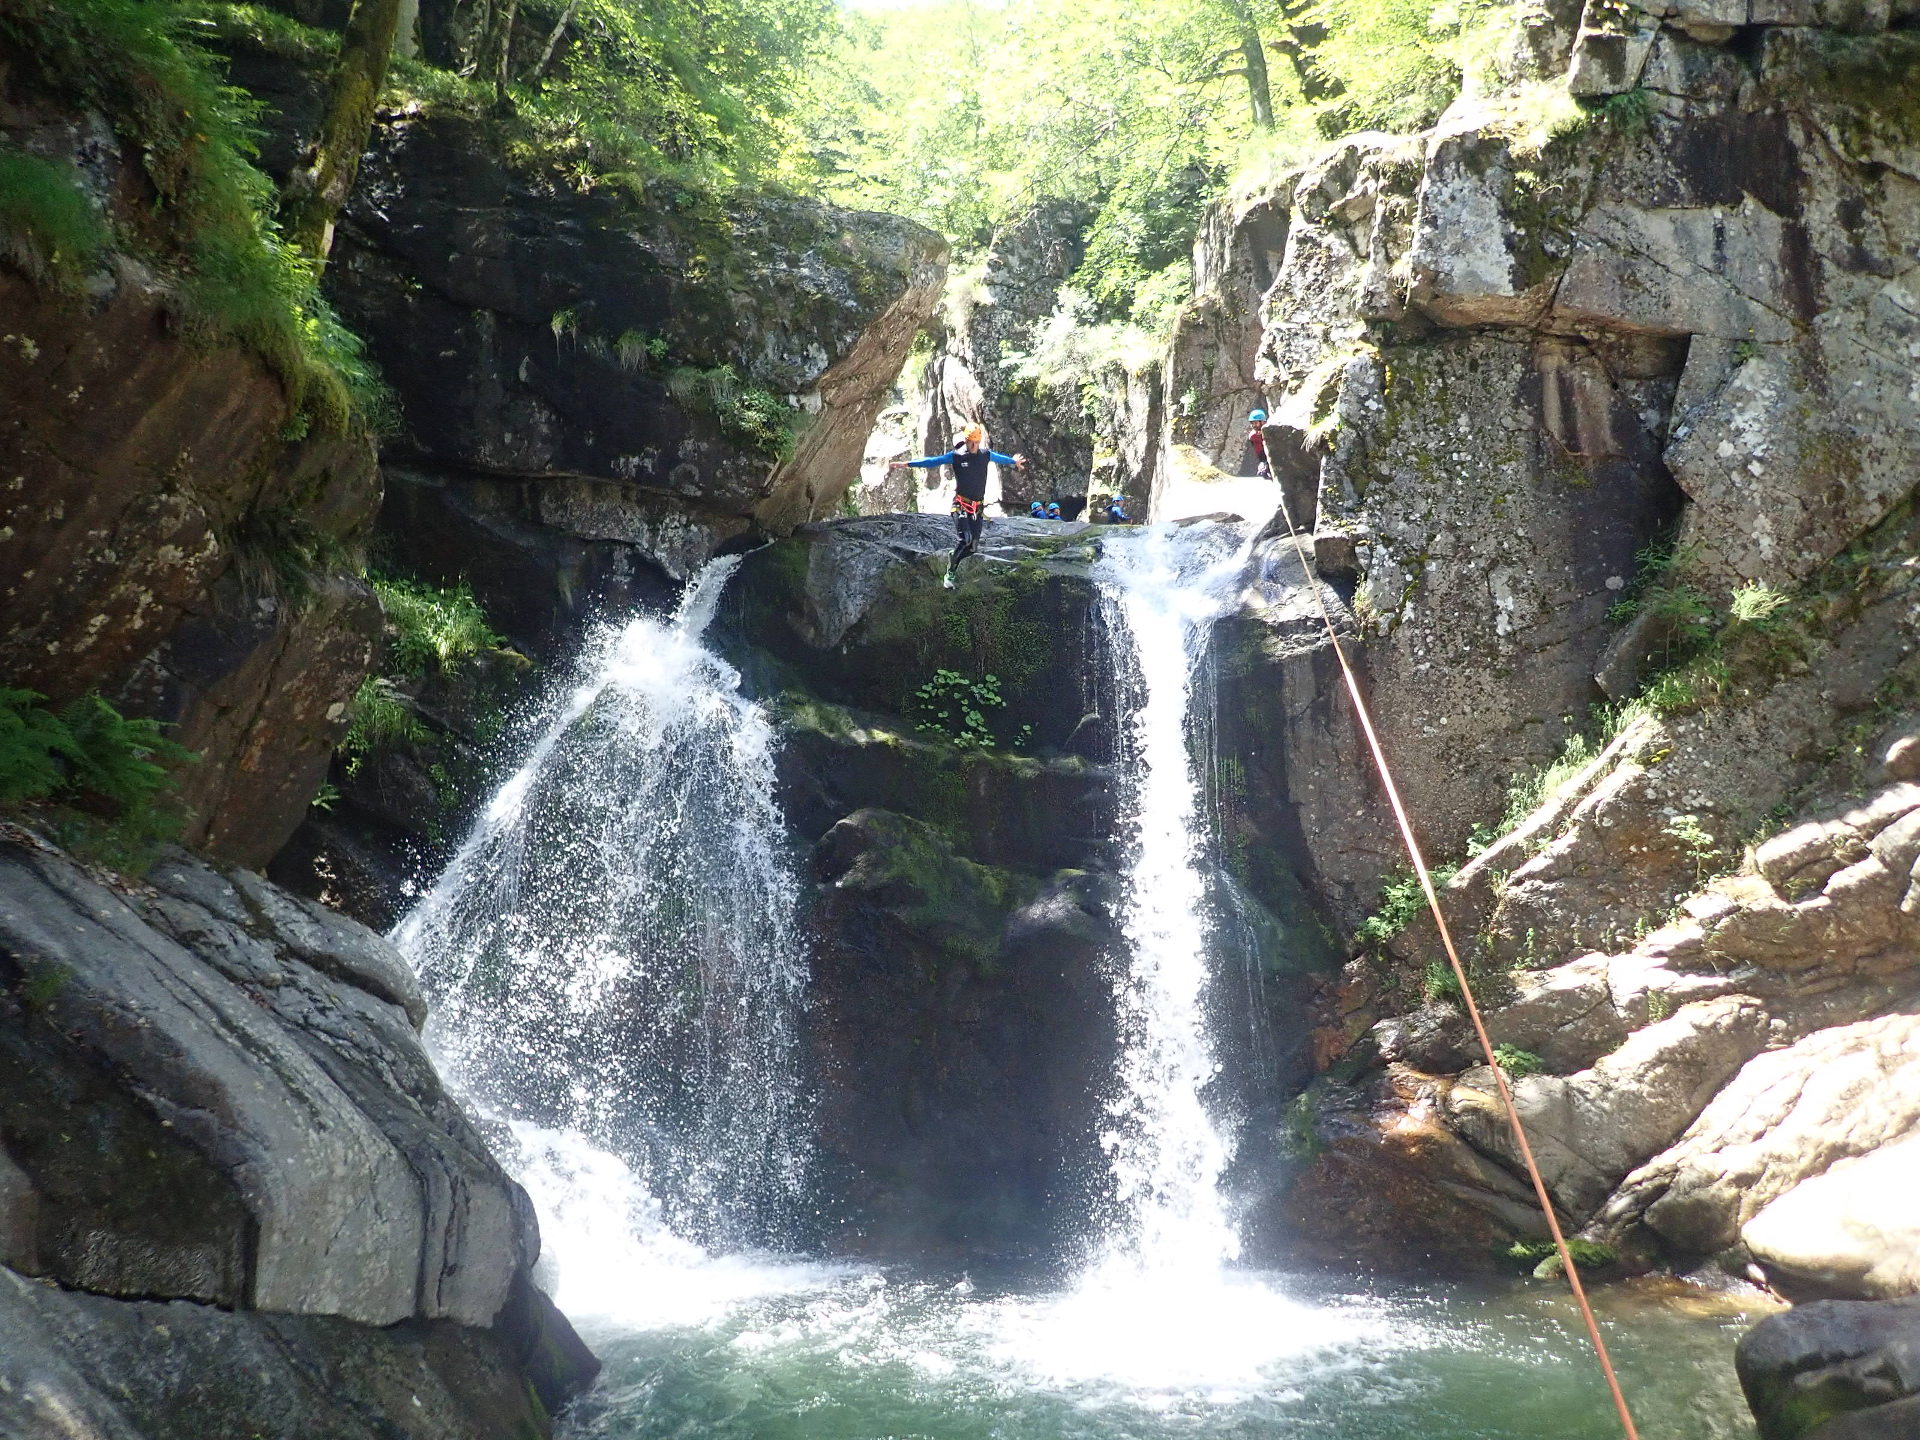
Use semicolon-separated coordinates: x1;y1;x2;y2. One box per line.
911;669;1011;751
1492;1043;1545;1079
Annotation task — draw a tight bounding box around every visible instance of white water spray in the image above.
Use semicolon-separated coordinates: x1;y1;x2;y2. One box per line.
1091;521;1259;1275
393;558;811;1254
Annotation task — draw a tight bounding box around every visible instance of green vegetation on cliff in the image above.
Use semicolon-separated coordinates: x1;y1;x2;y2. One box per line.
0;689;197;868
0;0;384;429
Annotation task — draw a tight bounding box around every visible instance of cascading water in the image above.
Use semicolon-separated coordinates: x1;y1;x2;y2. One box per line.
393;558;811;1254
1089;520;1255;1276
392;529;1759;1440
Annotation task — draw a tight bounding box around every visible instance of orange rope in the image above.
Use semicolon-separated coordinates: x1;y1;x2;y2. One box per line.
1266;497;1643;1440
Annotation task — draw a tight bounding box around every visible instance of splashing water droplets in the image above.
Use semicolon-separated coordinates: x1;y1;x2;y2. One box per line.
394;556;811;1253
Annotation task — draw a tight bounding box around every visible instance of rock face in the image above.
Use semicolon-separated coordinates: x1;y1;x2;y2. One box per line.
320;102;947;651
0;103;380;870
913;201;1098;511
1738;1297;1920;1440
1146;16;1920;871
717;515;1329;1260
0;826;595;1433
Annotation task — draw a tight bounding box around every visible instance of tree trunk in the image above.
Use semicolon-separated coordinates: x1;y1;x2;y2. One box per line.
1228;0;1274;129
532;0;583;79
280;0;406;266
480;0;518;100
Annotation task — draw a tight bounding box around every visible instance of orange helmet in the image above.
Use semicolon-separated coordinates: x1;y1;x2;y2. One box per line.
963;423;986;448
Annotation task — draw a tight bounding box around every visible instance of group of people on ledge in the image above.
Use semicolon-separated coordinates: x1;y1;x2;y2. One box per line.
893;422;1132;583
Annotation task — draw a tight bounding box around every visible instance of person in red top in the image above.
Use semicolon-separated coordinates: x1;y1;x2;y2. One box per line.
1248;408;1271;479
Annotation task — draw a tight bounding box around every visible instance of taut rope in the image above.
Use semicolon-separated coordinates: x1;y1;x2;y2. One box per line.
1266;493;1643;1440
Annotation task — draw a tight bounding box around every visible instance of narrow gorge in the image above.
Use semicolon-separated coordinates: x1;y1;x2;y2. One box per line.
2;0;1917;1437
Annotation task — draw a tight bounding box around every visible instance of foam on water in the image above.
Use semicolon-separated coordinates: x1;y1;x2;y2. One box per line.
504;1122;847;1334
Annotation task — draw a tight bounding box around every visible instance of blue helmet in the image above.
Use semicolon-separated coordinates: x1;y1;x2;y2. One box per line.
1046;502;1062;518
1249;408;1267;423
1030;500;1045;516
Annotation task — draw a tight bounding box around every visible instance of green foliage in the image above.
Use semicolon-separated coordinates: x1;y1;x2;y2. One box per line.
1499;730;1598;835
1506;1237;1617;1278
1645;990;1674;1023
1596;85;1655;135
0;143;110;287
338;676;426;775
1663;811;1725;885
1491;1043;1544;1079
387;0;847;195
1356;864;1454;950
0;0;389;430
667;364;799;459
59;695;197;815
175;0;337;58
0;689;196;870
911;669;1013;751
1728;581;1792;627
370;575;509;677
0;689;79;804
1301;0;1515;136
1423;957;1461;1003
224;503;360;603
615;329;670;372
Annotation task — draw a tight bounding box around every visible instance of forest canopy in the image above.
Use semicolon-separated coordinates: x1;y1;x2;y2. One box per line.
807;0;1522;305
373;0;1535;314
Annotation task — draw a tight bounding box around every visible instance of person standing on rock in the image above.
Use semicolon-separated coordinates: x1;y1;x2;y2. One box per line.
898;424;1027;586
1248;408;1272;480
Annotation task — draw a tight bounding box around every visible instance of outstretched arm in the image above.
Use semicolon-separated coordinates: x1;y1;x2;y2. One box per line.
987;450;1027;467
903;451;958;469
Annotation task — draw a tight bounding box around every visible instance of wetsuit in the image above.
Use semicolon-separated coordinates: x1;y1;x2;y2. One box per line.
906;446;1019;565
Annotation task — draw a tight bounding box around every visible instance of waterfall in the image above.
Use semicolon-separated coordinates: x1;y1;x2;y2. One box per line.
391;558;811;1253
1091;521;1259;1274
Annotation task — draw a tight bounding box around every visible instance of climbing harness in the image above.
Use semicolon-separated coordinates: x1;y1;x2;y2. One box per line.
1266;496;1644;1440
951;494;985;519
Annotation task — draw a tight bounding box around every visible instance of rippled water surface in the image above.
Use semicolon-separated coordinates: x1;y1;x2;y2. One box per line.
555;1255;1763;1440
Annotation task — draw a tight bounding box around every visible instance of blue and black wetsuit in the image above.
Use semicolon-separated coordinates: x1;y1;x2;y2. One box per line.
906;446;1019;564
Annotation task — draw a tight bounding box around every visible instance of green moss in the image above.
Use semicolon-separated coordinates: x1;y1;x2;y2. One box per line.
0;143;110;287
846;810;1037;970
1505;1237;1616;1278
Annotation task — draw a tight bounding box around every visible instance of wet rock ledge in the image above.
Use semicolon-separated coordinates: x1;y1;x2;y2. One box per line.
0;825;596;1439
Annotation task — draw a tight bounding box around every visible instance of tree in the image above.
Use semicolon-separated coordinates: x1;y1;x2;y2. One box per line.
280;0;406;265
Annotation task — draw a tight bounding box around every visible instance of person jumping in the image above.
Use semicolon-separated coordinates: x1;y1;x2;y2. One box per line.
901;424;1027;586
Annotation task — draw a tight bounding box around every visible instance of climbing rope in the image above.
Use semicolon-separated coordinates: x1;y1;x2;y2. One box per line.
1266;493;1644;1440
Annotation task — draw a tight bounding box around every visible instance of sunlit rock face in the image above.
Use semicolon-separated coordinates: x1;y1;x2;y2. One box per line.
1157;4;1920;1302
907;199;1100;514
321;103;947;637
0;108;381;870
0;833;597;1437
